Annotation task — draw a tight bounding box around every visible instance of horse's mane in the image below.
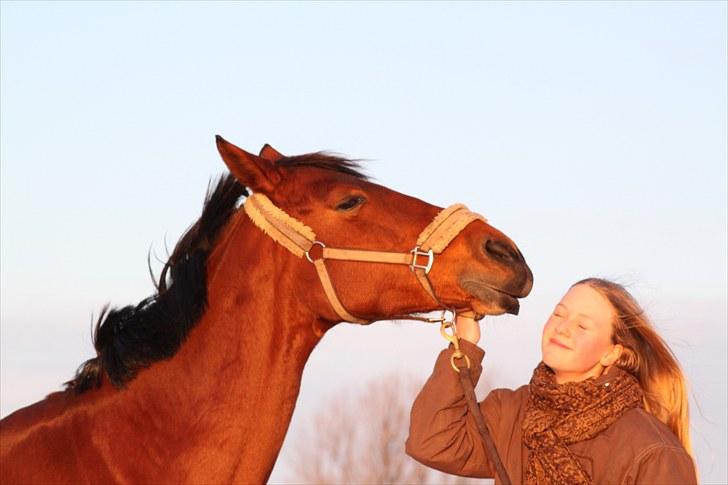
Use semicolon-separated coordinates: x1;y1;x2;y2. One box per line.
66;152;367;394
276;151;368;179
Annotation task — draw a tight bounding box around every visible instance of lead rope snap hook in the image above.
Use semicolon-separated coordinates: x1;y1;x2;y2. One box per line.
438;309;471;372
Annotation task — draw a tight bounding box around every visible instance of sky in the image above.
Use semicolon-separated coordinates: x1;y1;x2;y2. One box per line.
1;1;726;483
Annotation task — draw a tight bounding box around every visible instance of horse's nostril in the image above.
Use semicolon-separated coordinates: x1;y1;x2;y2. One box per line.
484;240;516;262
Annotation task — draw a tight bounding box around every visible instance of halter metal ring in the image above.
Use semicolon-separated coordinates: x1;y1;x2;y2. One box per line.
305;241;326;263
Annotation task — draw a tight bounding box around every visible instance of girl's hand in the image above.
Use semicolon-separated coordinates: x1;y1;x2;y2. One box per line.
455;314;481;345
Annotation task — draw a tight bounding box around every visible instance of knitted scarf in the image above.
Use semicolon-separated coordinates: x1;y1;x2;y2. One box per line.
521;363;644;485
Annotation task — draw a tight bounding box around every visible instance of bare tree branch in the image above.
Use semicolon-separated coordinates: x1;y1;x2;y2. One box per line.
287;373;493;484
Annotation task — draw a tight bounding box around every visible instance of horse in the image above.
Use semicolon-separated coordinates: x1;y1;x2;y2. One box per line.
0;136;533;484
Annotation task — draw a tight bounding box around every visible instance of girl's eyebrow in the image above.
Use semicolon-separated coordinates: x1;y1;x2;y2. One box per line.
575;312;594;323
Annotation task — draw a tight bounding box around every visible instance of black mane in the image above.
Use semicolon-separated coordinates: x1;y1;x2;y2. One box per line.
66;152;366;393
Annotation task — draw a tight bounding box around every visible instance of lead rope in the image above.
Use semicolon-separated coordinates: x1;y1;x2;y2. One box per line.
441;318;512;485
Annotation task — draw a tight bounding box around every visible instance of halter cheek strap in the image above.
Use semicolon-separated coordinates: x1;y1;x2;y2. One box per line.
243;193;486;324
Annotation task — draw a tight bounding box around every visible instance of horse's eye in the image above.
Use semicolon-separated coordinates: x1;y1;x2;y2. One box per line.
336;196;365;211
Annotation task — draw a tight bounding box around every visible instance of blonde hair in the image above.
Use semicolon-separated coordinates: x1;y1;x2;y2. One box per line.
573;278;693;457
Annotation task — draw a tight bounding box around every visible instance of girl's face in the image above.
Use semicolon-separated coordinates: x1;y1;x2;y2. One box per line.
541;284;622;383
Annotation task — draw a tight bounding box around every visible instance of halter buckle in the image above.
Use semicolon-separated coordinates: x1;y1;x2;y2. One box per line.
410;247;434;274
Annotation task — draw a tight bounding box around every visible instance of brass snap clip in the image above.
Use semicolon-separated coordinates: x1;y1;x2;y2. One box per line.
439;314;471;372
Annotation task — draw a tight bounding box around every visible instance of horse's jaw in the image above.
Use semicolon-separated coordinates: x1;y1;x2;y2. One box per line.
460;279;521;316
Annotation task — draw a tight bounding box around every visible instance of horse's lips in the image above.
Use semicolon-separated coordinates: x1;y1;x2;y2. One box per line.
461;280;521;316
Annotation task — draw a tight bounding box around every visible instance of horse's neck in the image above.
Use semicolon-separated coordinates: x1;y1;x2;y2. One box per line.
105;232;324;482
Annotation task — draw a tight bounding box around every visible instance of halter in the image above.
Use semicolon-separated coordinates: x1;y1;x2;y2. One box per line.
243;193;486;324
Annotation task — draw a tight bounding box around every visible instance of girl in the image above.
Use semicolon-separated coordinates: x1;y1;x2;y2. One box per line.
406;278;697;484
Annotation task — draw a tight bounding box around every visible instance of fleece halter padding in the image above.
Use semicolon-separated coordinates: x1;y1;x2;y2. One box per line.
416;203;486;253
243;193;316;258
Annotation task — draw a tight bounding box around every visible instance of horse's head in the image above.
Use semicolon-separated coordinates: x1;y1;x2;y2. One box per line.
216;136;532;324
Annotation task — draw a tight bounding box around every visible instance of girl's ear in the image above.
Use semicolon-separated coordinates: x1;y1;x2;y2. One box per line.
215;135;281;194
601;343;624;367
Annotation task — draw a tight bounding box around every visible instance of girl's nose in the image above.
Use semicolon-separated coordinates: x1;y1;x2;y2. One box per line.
556;320;572;336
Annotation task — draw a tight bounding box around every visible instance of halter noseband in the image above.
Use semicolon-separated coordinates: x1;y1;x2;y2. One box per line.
243;193;486;324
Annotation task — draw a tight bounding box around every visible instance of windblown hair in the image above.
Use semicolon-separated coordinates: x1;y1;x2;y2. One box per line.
574;278;693;458
66;174;248;393
276;151;369;180
65;152;367;394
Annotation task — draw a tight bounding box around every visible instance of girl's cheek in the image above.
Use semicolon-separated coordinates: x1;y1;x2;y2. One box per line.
575;336;601;365
541;322;550;342
543;317;556;335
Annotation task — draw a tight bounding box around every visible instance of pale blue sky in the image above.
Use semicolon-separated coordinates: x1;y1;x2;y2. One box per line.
1;2;726;483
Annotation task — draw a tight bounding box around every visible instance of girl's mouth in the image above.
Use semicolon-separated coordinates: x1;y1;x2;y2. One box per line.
549;338;572;350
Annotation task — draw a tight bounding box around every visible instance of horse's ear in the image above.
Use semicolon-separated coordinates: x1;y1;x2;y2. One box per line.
259;143;285;162
215;135;281;193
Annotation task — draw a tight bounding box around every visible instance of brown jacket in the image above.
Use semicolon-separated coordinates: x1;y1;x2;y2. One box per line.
406;340;697;484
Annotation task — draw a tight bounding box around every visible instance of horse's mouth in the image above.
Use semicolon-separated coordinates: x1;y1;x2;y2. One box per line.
460;279;521;316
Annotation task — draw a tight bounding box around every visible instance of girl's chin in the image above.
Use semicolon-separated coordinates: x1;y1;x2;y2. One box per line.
541;349;566;367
